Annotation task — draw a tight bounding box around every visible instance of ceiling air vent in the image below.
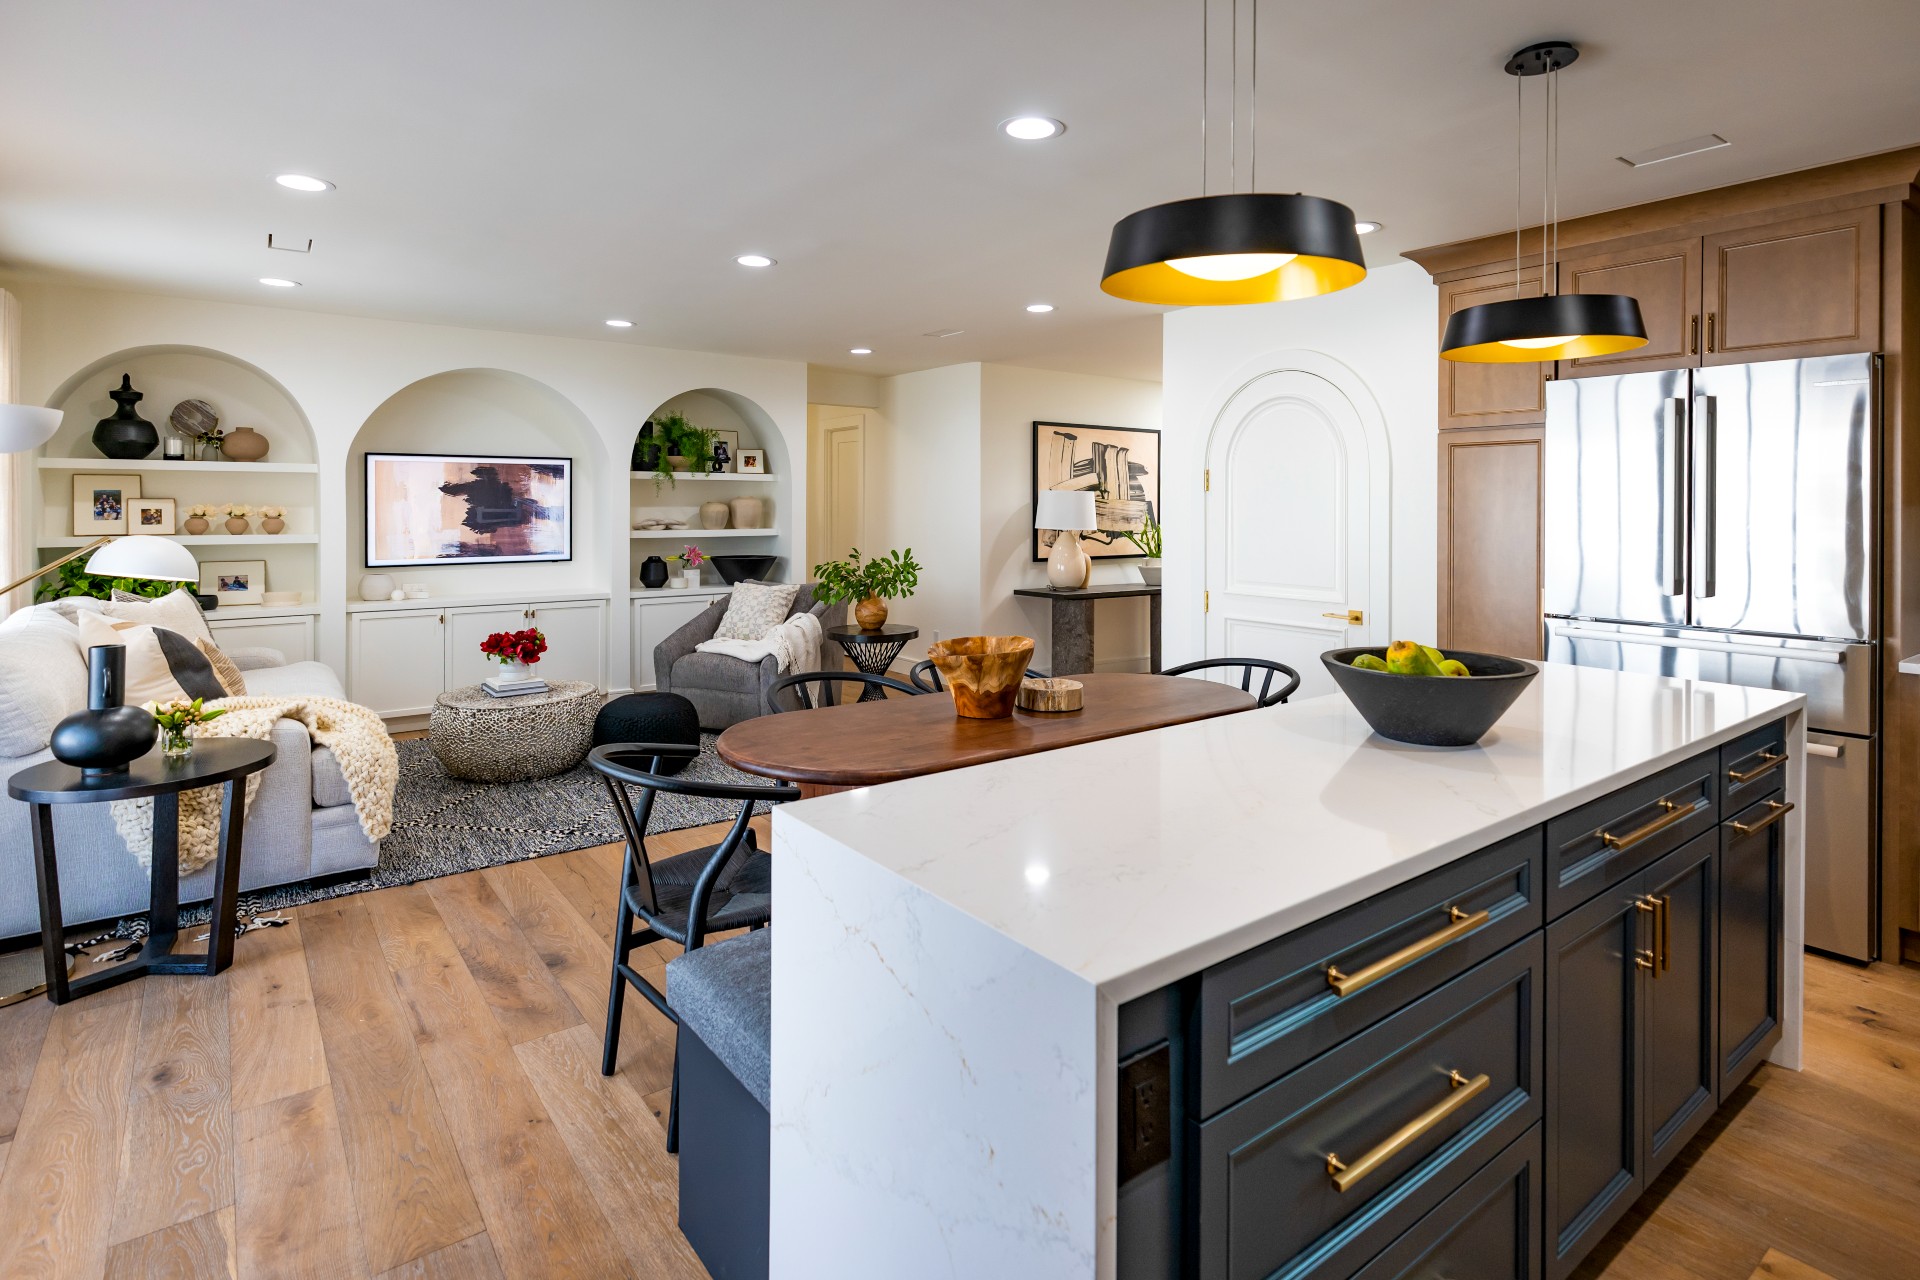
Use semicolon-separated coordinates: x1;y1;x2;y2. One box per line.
267;233;313;253
1617;134;1729;168
922;328;965;339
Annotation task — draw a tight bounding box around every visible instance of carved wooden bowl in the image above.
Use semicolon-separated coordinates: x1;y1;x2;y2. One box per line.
926;635;1036;719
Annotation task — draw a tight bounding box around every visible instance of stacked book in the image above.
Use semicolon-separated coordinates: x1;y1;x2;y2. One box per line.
482;674;550;698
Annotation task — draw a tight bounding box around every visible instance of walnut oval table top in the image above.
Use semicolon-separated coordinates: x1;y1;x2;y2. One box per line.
716;672;1256;791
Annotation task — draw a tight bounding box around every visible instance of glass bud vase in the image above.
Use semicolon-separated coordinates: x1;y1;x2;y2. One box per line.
161;724;193;761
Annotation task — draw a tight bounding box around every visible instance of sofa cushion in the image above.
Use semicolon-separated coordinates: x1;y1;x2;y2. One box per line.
108;588;215;646
242;660;346;700
0;612;86;758
667;928;771;1110
669;649;768;690
76;612;226;704
197;637;248;696
714;581;799;642
310;746;354;807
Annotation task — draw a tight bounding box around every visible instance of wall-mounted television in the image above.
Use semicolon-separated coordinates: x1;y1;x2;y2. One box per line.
364;452;572;567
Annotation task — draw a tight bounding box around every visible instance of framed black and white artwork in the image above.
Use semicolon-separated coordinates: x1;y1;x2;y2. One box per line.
1030;422;1159;562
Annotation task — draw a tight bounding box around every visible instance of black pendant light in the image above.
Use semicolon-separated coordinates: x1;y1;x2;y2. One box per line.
1101;0;1365;306
1442;42;1646;363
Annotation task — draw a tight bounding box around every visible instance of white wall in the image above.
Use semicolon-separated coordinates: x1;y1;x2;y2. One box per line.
1161;260;1439;666
871;364;982;661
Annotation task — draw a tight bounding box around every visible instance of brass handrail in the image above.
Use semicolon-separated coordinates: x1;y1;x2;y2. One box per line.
1325;907;1491;998
1326;1070;1490;1193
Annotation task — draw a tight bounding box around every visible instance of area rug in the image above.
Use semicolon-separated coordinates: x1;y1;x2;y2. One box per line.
111;735;768;935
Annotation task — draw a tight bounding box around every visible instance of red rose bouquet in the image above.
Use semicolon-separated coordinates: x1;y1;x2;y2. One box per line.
480;627;547;667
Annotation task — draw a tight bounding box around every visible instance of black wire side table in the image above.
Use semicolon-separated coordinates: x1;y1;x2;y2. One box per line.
7;737;276;1004
825;624;920;701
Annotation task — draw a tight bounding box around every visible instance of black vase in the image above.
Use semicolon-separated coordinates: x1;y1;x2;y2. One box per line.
92;374;160;460
639;555;670;589
50;645;156;776
632;424;661;472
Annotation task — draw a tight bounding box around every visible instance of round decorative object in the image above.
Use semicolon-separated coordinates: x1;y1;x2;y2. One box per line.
224;516;250;535
728;495;764;529
1017;676;1084;713
359;573;396;601
222;426;270;461
429;681;602;783
1320;648;1539;747
854;595;888;629
699;500;730;529
170;398;219;440
926;635;1036;720
92;374;159;459
638;555;669;589
183;516;211;535
261;516;285;534
591;692;701;775
50;645;156;775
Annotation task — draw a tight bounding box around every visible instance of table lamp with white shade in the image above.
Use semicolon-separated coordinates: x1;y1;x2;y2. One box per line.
1034;489;1097;590
0;403;62;454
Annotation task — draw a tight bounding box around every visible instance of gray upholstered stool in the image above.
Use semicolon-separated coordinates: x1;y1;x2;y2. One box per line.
666;927;770;1280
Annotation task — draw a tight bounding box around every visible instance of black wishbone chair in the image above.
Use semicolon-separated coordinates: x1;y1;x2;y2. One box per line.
589;742;801;1152
763;670;920;713
1161;657;1302;708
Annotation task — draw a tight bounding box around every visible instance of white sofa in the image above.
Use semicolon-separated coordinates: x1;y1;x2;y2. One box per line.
0;597;388;939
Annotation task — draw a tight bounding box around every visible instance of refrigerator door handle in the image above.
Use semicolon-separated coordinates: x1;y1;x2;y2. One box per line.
1694;393;1717;599
1550;625;1848;664
1666;397;1687;598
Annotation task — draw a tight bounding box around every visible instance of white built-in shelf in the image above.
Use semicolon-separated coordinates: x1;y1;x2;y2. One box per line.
346;589;612;614
204;602;323;620
630;527;775;539
628;470;778;484
631;585;733;599
37;457;319;474
38;533;320;548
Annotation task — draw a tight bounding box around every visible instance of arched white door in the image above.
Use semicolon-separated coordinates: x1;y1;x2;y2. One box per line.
1205;368;1387;700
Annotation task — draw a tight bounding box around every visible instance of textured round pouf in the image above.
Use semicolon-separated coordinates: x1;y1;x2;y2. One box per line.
429;681;602;783
592;692;701;776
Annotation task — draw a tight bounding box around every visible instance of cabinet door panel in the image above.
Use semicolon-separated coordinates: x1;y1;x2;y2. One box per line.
1719;793;1786;1093
1437;427;1543;659
207;617;314;665
1642;835;1717;1179
1440;269;1550;429
446;606;532;688
1703;206;1880;363
1557;236;1702;378
526;601;607;688
349;610;446;717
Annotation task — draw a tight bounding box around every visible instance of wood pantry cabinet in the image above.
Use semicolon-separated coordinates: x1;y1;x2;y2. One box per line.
348;596;608;718
1436;426;1543;659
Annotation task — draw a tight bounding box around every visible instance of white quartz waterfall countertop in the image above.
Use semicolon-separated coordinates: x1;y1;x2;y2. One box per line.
779;664;1804;1002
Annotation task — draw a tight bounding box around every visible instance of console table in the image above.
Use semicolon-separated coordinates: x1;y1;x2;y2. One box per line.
1012;582;1161;676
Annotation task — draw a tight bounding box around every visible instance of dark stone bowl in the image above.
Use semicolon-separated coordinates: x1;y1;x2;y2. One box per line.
1321;648;1539;747
709;555;778;585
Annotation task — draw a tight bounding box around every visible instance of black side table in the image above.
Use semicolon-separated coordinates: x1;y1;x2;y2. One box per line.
8;738;276;1004
826;623;920;701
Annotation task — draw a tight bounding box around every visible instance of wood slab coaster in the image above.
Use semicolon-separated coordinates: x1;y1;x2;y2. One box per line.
1017;677;1084;713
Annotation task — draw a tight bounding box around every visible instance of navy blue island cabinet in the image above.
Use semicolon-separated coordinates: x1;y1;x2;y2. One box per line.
1115;716;1788;1280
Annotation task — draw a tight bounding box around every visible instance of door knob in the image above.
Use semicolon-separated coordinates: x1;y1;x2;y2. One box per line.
1321;610;1364;625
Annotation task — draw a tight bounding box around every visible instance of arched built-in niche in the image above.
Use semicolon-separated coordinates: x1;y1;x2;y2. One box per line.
631;387;795;586
346;368;608;598
35;345;322;598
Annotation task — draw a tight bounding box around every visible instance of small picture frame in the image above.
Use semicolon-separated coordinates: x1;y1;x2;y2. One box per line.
710;428;740;473
737;448;766;474
199;559;266;606
72;474;142;536
128;497;176;535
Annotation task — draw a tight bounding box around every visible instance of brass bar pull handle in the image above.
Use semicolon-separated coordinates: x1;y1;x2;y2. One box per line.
1600;797;1695;851
1730;799;1794;837
1326;907;1491;998
1706;312;1717;352
1326;1070;1490;1193
1635;895;1662;978
1727;751;1785;784
1690;314;1700;355
1659;895;1671;972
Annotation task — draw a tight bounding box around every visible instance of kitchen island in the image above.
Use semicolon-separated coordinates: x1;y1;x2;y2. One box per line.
769;665;1806;1279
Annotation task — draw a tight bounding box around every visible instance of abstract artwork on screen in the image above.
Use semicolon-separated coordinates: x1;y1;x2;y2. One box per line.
1030;421;1159;561
365;453;572;567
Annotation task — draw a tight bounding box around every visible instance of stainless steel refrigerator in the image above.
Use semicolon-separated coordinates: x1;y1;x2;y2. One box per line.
1543;353;1880;961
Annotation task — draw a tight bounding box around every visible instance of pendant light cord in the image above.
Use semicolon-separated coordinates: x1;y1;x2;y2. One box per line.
1228;0;1236;195
1200;0;1208;194
1514;72;1522;301
1250;0;1257;192
1550;61;1560;295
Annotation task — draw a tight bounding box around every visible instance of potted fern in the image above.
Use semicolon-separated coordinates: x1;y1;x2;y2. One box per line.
1125;517;1163;585
812;547;922;630
649;412;717;490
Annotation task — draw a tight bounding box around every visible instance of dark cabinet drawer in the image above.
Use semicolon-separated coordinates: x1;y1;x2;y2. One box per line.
1197;829;1543;1117
1721;720;1788;814
1350;1122;1543;1280
1195;938;1543;1280
1546;751;1717;919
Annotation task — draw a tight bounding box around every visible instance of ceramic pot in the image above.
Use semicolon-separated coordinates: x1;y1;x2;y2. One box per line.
50;645;156;775
261;517;285;534
92;374;159;460
500;661;535;682
639;555;669;589
854;596;888;630
359;573;396;602
728;495;764;529
182;516;211;535
926;636;1035;720
666;454;690;473
224;516;250;535
222;427;269;462
1138;558;1162;585
1046;528;1090;589
631;426;661;473
699;500;730;529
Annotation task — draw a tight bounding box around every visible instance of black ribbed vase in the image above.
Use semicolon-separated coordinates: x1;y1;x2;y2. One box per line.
50;645;157;775
91;374;160;459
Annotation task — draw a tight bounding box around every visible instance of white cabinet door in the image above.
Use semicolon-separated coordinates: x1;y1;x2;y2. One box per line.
631;592;726;690
207;615;315;664
525;600;607;688
446;605;534;689
348;610;447;717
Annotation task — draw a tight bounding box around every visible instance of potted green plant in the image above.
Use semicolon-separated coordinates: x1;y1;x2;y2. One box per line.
649;412;717;490
35;558;175;603
1124;517;1163;585
811;547;922;630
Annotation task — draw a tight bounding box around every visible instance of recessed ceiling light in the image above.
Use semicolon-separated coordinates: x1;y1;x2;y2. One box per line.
1354;220;1383;235
849;347;872;356
1026;303;1055;313
605;318;633;328
274;174;334;192
1000;116;1065;141
734;253;775;268
258;277;300;288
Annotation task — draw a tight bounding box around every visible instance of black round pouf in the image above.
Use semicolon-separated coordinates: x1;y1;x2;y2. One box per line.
592;692;702;775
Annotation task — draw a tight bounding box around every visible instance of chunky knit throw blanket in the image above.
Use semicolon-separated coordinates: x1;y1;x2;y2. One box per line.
112;696;398;876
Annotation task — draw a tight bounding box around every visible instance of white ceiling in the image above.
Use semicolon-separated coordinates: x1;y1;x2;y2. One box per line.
2;0;1918;383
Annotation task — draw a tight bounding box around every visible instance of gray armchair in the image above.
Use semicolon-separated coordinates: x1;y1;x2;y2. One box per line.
655;584;846;730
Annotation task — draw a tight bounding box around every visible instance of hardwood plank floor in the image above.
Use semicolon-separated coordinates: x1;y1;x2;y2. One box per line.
1;818;1917;1279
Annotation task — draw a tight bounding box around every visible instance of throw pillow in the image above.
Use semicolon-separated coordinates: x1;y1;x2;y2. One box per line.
107;588;215;646
76;613;228;706
196;637;248;697
0;612;86;758
714;581;800;642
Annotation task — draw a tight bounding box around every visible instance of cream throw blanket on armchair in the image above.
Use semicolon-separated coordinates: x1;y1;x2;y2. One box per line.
111;696;399;876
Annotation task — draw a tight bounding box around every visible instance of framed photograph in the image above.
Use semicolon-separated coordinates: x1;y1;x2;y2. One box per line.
128;497;176;535
200;559;266;606
71;474;143;536
1031;422;1160;561
364;452;572;568
710;428;741;472
737;448;767;475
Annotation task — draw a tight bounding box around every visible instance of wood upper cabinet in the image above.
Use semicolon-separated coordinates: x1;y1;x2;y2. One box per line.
1438;426;1543;660
1439;268;1550;429
1703;205;1881;364
1555;236;1703;378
